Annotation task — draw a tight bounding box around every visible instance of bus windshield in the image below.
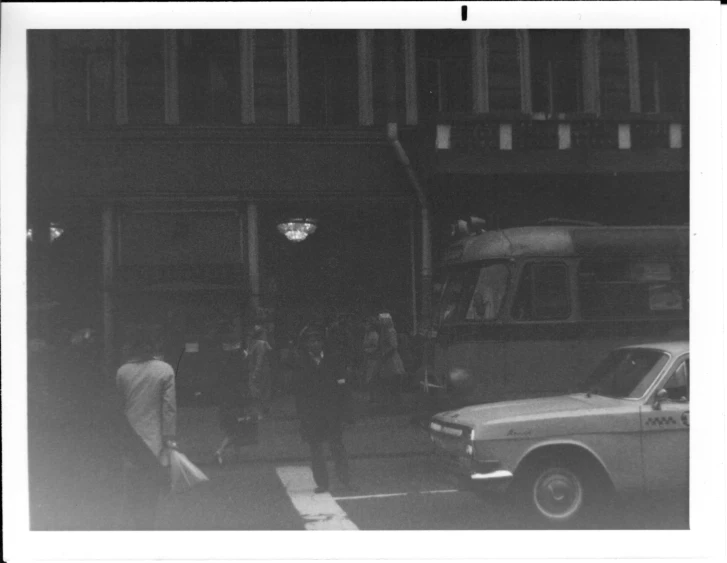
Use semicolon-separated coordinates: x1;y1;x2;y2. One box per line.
437;263;510;325
583;348;669;399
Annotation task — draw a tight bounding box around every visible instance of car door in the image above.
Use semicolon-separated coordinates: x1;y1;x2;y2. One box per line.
640;355;689;491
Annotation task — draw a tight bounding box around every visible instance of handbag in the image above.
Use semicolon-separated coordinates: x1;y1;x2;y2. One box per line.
168;449;209;494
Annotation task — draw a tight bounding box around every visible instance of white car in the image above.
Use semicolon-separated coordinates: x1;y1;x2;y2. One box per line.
429;341;689;525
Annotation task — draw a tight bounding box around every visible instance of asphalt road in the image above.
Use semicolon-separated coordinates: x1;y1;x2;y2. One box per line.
153;454;688;531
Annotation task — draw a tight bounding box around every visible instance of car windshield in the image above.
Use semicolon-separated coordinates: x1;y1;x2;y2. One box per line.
437;263;510;325
583;348;670;399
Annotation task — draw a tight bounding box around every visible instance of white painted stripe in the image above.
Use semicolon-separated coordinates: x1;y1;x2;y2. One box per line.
276;466;359;530
333;489;460;501
334;492;409;501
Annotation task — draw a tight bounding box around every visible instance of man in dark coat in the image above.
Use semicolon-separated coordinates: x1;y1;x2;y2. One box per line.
291;326;353;494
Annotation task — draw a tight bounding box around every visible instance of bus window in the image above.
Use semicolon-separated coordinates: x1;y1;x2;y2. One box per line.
439;263;510;324
465;263;509;321
579;259;687;319
512;262;571;321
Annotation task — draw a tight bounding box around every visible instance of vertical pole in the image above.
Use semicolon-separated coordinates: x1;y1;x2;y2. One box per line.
403;30;417;126
247;202;261;312
409;206;418;335
114;31;129;125
240;30;255;124
102;205;115;375
358;30;374;126
285;30;300;124
164;30;179;124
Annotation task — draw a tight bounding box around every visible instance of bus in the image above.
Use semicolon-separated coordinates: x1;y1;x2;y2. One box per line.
430;224;688;405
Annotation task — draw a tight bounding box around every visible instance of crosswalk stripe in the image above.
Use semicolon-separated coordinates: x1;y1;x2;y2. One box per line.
276;466;359;530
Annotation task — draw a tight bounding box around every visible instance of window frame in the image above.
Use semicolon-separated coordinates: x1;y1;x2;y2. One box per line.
510;260;573;322
577;258;688;321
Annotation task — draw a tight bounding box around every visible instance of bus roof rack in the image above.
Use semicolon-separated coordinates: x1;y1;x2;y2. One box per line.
536;218;603;227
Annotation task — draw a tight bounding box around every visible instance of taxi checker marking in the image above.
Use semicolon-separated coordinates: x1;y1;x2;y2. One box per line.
644;416;677;427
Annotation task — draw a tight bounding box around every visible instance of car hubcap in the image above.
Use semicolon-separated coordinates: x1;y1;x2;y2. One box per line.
533;467;583;521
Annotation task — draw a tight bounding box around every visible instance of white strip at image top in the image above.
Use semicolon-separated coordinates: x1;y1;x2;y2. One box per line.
276;466;359;530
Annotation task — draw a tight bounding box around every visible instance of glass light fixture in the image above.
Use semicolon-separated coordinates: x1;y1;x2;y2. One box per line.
26;223;64;243
276;218;317;242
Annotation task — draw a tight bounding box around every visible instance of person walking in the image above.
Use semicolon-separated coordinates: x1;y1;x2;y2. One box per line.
247;325;273;418
116;325;177;530
214;336;258;465
376;312;406;411
290;325;354;494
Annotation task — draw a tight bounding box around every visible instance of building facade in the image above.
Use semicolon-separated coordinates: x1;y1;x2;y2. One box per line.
26;29;689;372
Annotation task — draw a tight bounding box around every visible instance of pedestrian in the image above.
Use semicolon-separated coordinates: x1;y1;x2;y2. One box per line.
376;312;406;411
214;335;259;465
290;325;355;494
362;317;381;402
115;324;177;530
247;324;273;418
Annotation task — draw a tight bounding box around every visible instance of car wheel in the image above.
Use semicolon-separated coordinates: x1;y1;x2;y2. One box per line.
516;458;604;528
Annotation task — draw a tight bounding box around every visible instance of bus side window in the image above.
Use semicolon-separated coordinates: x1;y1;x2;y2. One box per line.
512;263;571;321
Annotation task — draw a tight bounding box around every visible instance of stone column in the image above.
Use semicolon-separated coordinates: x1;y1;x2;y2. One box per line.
246;202;261;312
102;205;116;375
285;30;300;124
358;30;374;126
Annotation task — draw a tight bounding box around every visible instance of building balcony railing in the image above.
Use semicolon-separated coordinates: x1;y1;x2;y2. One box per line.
435;113;688;153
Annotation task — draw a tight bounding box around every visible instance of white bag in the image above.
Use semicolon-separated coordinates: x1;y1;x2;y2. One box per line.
169;449;209;494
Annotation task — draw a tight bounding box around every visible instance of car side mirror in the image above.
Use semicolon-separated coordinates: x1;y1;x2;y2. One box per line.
653;389;669;411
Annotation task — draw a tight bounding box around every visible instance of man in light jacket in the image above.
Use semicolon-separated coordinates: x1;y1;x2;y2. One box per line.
116;324;177;530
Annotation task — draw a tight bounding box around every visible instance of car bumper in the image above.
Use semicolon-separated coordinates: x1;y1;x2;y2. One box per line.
432;450;513;494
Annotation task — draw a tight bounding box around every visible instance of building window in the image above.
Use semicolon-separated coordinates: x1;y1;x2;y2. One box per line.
529;30;582;116
638;30;688;114
599;30;630;114
298;30;358;126
126;30;165;124
488;30;521;113
415;30;471;118
254;30;288;124
53;31;114;127
372;30;405;124
512;262;571;321
178;30;241;124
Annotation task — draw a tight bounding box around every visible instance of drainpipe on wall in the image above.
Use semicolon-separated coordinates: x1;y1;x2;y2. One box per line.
386;122;433;332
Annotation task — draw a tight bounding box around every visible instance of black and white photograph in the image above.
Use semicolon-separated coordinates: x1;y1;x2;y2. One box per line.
1;2;724;562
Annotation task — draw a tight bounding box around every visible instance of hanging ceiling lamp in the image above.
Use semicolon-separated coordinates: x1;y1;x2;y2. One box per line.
277;218;317;242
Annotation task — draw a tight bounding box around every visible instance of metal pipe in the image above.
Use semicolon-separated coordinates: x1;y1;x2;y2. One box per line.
386;122;433;328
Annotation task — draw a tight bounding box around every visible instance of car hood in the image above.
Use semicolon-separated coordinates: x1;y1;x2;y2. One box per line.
434;394;625;428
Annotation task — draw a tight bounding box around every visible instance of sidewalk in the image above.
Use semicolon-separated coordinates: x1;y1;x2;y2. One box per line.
178;392;436;466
